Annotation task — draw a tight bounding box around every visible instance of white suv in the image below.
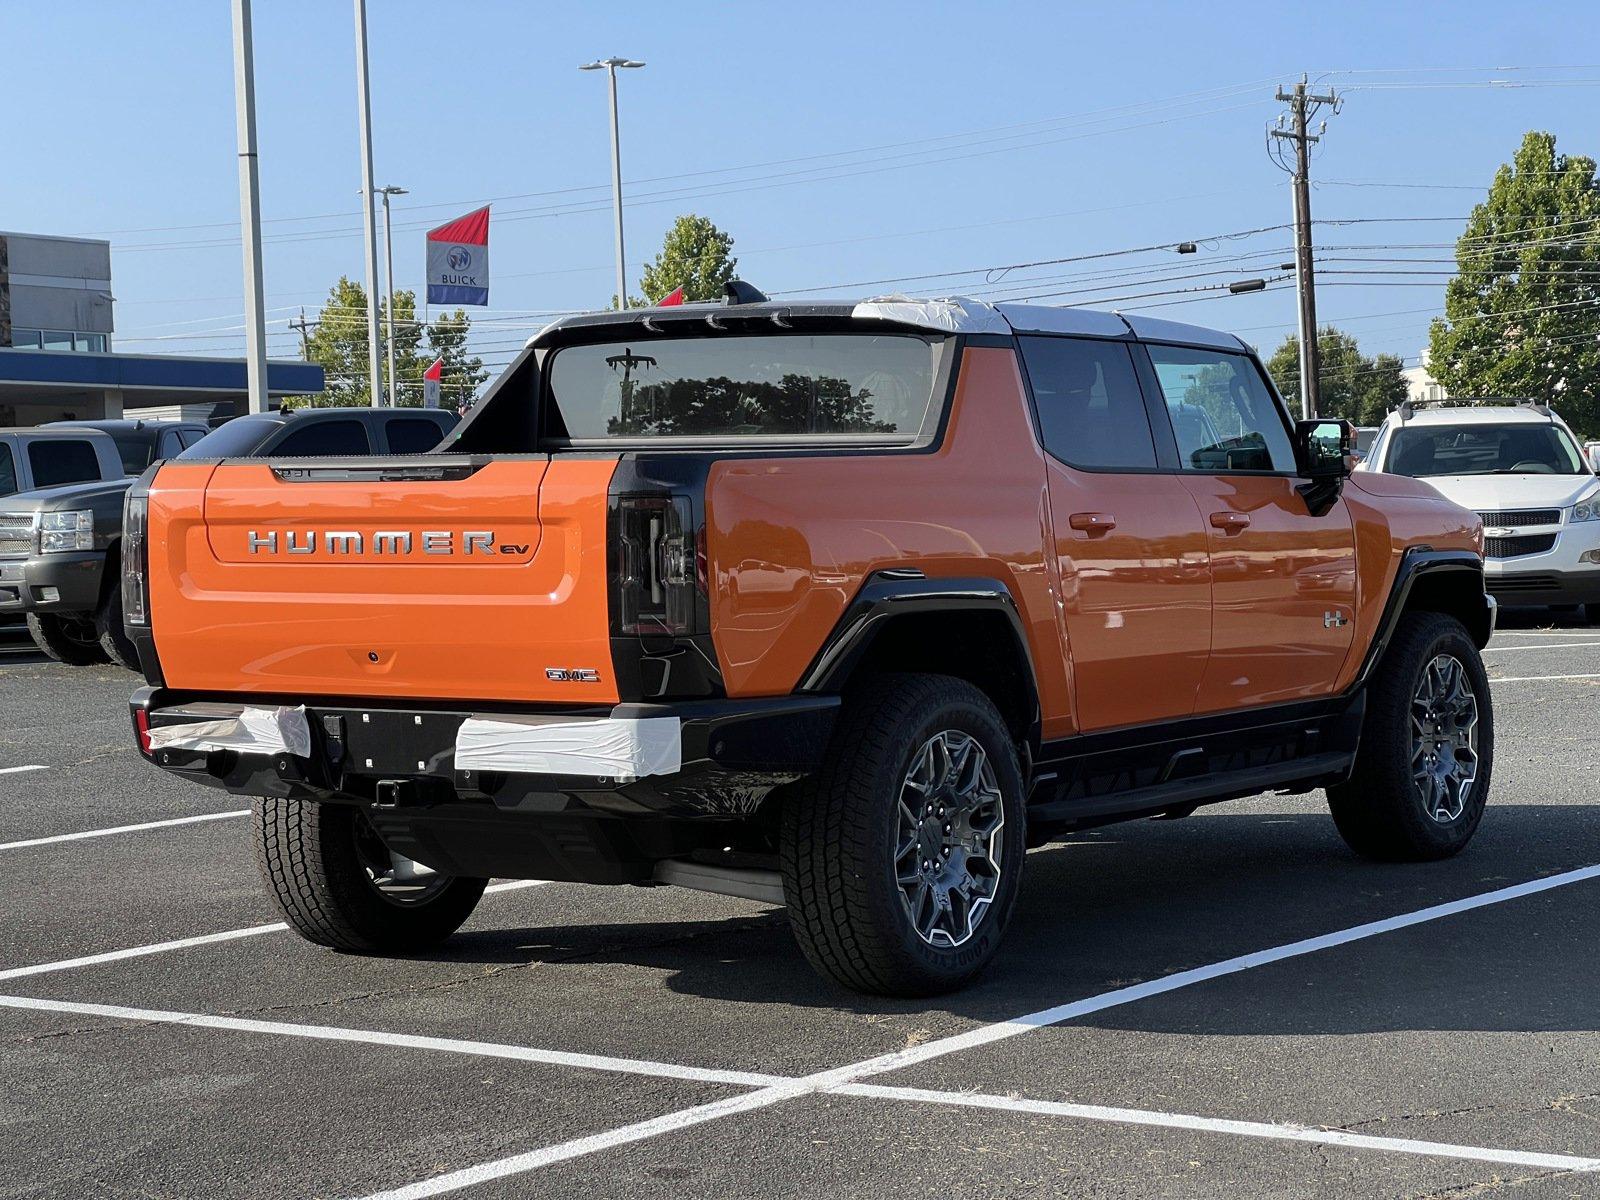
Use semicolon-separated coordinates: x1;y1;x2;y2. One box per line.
1362;400;1600;619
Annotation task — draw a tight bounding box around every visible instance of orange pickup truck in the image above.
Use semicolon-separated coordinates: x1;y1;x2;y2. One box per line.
124;289;1494;995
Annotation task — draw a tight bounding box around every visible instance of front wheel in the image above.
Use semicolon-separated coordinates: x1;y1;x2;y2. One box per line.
252;796;487;953
26;611;108;666
780;674;1027;996
1327;611;1494;861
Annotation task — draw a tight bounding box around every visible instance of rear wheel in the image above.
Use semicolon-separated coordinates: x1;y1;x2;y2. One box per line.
1327;612;1493;861
253;796;487;953
780;674;1026;996
26;611;108;666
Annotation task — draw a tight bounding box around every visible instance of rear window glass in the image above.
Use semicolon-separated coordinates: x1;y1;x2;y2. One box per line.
271;419;371;458
544;334;942;442
0;444;15;497
29;439;102;487
111;434;154;474
385;416;446;454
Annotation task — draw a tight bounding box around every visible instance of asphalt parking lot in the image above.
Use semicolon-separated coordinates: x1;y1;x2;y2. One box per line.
4;617;1600;1199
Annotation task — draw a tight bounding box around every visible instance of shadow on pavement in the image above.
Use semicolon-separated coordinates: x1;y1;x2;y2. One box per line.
412;798;1600;1033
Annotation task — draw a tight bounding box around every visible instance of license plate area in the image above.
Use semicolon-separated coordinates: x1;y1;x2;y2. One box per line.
334;708;465;776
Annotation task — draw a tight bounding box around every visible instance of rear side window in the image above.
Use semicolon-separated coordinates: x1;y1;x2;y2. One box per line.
0;444;15;496
544;333;942;443
110;434;154;474
1145;345;1295;473
28;439;102;487
385;416;446;454
271;420;371;457
177;427;207;449
1019;336;1156;470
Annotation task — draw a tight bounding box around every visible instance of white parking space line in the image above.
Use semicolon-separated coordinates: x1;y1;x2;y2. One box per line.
1489;673;1600;683
0;809;250;852
359;863;1600;1198
0;879;548;982
0;994;787;1089
838;1084;1600;1175
0;765;48;776
1482;640;1600;653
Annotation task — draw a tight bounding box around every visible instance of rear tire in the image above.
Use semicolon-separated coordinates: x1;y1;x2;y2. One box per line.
1327;612;1493;861
96;578;141;671
780;674;1026;996
252;796;488;953
26;611;108;666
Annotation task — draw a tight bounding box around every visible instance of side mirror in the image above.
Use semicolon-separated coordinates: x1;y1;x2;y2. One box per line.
1294;418;1355;479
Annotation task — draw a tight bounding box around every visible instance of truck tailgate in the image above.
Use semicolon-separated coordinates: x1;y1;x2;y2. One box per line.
147;456;620;703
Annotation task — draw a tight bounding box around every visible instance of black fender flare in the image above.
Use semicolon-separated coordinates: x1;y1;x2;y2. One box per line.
797;572;1042;741
1347;548;1491;694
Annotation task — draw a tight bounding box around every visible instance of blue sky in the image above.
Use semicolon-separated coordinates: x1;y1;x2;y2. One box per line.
4;0;1599;380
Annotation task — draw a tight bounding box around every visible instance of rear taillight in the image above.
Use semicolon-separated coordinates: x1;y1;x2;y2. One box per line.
122;473;152;627
133;707;153;756
614;494;698;637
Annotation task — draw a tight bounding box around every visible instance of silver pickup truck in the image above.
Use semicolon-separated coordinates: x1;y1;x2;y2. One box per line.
0;421;205;666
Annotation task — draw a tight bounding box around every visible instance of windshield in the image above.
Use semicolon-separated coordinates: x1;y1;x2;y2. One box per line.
1385;423;1588;477
110;434;153;474
544;333;942;443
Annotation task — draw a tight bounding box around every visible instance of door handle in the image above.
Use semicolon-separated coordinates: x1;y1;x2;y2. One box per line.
1068;512;1117;534
1209;511;1252;534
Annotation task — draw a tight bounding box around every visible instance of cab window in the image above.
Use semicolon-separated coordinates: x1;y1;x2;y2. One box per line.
1145;344;1295;473
0;444;15;497
385;416;446;454
1019;336;1157;470
272;420;371;457
29;439;102;487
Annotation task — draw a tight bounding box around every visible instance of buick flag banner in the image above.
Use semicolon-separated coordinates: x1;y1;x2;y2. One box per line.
426;206;490;306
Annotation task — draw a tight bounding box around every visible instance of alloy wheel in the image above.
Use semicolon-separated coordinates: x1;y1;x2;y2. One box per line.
1411;653;1480;823
894;730;1005;948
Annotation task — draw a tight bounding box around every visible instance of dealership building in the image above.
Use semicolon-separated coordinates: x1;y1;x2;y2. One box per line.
0;230;321;425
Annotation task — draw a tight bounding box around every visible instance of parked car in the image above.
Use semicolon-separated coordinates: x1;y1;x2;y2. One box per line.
0;425;145;664
1583;439;1600;472
47;418;210;475
1361;399;1600;619
178;405;457;460
126;291;1493;996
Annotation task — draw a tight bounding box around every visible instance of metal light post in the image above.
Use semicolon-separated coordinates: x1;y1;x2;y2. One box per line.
229;0;269;414
377;185;407;406
579;57;645;310
353;0;383;406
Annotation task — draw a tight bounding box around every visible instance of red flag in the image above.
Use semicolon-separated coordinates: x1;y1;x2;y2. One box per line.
423;358;444;382
657;286;685;307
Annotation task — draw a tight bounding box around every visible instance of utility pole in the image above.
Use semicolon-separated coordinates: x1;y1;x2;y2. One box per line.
289;308;313;360
353;0;383;406
230;0;269;414
377;185;407;407
1270;77;1339;419
579;57;645;309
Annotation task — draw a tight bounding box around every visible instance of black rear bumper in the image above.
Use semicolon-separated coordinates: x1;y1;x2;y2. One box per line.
131;687;838;883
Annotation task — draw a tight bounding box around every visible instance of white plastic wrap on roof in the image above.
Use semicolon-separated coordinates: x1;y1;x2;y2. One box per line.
850;295;1011;335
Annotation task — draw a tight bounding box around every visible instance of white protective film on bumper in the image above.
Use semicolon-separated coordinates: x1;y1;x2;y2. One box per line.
454;716;682;780
145;706;313;757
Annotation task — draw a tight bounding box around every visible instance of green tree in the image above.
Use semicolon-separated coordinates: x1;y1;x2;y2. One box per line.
631;213;738;306
290;277;484;409
425;309;487;411
1267;327;1409;426
1428;130;1600;437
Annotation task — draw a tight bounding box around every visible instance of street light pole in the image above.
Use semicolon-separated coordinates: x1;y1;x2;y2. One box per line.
580;57;645;310
377;185;407;408
353;0;383;406
229;0;269;414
